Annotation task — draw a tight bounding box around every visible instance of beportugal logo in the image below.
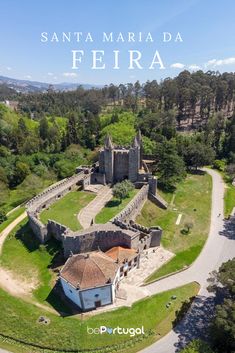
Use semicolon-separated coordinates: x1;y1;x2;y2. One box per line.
87;325;145;337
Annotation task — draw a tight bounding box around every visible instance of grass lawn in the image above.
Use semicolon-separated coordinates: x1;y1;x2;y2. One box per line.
224;183;235;217
95;189;138;224
136;172;212;282
0;207;25;234
40;190;95;231
0;219;64;306
0;282;199;353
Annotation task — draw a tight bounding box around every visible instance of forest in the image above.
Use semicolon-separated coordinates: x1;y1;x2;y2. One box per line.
0;69;235;219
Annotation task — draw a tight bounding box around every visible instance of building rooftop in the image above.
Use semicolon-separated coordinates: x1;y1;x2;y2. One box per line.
105;246;138;264
60;251;118;289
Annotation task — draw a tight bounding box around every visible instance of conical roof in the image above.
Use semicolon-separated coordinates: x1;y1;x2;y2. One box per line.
104;134;113;149
132;135;139;148
136;130;142;145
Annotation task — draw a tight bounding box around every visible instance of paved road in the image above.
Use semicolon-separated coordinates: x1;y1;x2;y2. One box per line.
139;168;235;353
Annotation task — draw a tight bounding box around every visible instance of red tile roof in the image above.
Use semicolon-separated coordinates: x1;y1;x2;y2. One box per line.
105;246;137;263
60;251;118;289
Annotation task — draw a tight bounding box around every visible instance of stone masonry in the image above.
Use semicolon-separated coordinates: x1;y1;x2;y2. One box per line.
27;133;166;257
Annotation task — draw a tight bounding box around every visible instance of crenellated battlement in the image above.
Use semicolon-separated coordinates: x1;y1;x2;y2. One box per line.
27;136;164;256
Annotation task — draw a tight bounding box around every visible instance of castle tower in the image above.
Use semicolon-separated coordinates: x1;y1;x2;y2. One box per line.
104;134;114;183
136;130;143;169
128;136;140;182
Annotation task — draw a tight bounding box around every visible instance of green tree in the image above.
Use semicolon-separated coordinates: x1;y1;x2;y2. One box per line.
207;259;235;353
66;114;79;145
0;209;7;224
39;116;49;141
183;142;215;169
14;161;30;185
112;180;134;203
16;174;44;203
181;339;215;353
54;160;75;179
157;140;186;191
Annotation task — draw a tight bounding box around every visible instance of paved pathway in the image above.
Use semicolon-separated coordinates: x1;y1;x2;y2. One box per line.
77;185;112;229
139;168;235;353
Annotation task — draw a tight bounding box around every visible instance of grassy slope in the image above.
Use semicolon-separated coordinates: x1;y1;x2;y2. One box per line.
137;173;212;282
0;282;199;353
0;219;61;304
0;207;25;233
224;183;235;217
95;189;138;224
40;190;95;231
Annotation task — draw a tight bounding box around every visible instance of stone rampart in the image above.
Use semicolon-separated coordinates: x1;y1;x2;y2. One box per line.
27;212;48;243
62;224;139;258
27;168;163;255
26;172;85;212
148;192;168;209
26;171;87;243
47;220;69;242
113;184;149;223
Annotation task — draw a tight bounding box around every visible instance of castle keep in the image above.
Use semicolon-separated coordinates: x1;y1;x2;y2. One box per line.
99;132;142;183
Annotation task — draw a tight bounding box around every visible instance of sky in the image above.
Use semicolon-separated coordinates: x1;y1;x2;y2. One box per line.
1;0;235;85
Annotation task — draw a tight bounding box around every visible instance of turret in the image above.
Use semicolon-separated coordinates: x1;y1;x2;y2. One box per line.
132;136;139;148
136;129;142;145
129;135;140;182
104;134;114;183
104;134;113;150
136;130;142;169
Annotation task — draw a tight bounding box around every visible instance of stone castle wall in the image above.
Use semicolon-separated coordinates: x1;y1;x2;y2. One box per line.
113;184;149;223
62;224;139;258
26;171;86;243
26;157;163;256
113;150;129;182
47;220;69;242
28;212;49;243
27;172;85;213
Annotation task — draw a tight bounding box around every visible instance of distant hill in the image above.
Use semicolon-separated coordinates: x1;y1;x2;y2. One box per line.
0;75;101;94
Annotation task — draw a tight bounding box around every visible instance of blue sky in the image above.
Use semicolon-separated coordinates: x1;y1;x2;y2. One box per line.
0;0;235;85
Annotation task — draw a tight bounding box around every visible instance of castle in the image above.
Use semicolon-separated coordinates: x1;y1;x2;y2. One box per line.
90;132;158;195
99;132;142;184
26;132;167;310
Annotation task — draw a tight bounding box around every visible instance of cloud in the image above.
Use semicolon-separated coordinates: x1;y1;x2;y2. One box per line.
188;64;201;70
25;75;32;79
62;72;77;77
170;63;185;69
6;66;12;71
47;72;54;76
205;57;235;68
